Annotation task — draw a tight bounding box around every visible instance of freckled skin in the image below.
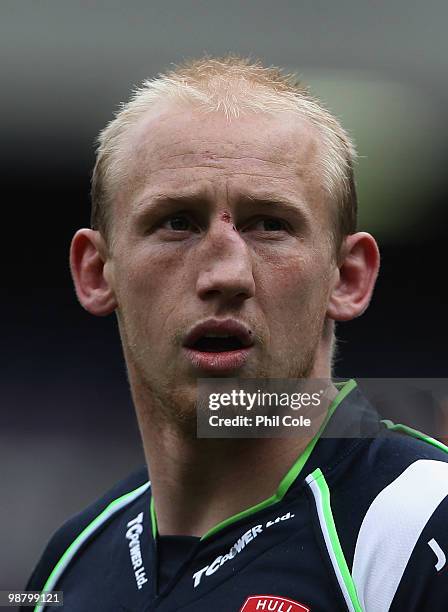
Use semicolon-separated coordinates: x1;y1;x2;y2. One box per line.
107;104;336;427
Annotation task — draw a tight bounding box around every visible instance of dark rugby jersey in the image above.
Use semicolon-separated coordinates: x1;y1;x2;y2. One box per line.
24;380;448;611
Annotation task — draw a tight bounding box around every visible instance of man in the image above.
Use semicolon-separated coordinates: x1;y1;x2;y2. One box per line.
25;56;448;611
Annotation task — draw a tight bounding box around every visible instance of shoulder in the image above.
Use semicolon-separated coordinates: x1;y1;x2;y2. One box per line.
316;420;448;611
332;421;448;511
389;492;448;610
25;466;149;592
371;421;448;466
351;427;448;611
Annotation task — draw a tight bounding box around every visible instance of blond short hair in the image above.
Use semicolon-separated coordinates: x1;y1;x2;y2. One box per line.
91;54;358;252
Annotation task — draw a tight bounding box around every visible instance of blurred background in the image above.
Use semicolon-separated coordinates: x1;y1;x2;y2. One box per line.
1;0;447;596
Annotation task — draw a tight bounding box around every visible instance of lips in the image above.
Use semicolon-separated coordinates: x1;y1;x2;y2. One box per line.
182;318;254;372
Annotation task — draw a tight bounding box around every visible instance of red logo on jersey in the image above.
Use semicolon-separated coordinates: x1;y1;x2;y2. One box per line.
240;595;310;611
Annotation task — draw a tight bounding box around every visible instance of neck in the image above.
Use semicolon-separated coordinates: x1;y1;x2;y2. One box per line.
126;325;336;537
132;367;336;537
144;430;315;537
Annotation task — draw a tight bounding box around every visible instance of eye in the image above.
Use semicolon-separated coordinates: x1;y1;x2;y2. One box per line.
244;217;289;232
161;214;197;232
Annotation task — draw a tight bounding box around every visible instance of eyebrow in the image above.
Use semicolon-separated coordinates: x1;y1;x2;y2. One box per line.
134;191;309;220
135;192;206;213
237;194;309;218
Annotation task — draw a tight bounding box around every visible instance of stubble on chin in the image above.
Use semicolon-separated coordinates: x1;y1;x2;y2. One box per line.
121;308;325;439
129;349;319;443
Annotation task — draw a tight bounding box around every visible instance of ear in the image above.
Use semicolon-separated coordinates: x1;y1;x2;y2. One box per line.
69;229;117;316
326;232;380;321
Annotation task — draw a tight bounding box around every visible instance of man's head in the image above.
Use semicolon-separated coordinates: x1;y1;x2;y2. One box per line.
70;55;379;429
91;55;357;256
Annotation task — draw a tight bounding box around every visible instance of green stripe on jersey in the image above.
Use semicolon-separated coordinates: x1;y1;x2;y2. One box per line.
381;419;448;454
306;468;362;612
33;481;150;612
198;379;357;541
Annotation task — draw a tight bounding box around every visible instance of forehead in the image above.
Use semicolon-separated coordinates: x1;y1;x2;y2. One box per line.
115;103;326;213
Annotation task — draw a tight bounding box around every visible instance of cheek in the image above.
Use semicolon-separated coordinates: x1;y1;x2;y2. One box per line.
115;243;183;296
255;253;331;325
113;249;183;333
255;250;317;296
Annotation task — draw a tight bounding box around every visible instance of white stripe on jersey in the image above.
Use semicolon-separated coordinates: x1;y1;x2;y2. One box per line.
352;459;448;612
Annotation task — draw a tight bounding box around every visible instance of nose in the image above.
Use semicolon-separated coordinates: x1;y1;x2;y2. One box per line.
195;222;256;305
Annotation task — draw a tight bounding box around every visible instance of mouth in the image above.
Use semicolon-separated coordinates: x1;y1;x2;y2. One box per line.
183;319;254;372
190;335;246;352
